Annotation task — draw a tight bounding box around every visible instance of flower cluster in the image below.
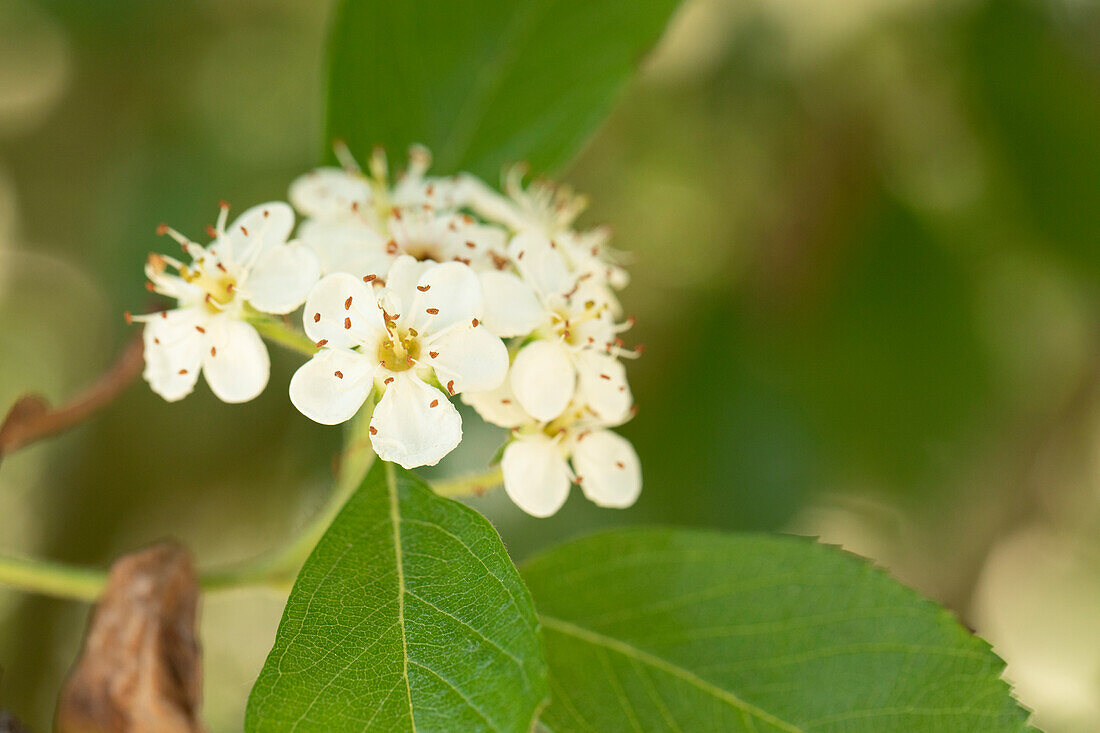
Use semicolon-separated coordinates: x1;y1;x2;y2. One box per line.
133;146;641;516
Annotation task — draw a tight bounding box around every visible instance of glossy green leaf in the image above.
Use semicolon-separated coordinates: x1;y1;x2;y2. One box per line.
246;462;548;732
523;528;1032;732
325;0;681;178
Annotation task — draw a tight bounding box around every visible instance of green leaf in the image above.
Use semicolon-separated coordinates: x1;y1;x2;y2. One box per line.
325;0;682;178
246;462;548;732
523;528;1032;732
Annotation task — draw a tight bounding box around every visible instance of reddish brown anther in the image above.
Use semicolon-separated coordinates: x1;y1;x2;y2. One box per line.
334;371;344;379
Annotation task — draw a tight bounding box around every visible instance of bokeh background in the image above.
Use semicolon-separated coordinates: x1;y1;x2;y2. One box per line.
1;0;1099;729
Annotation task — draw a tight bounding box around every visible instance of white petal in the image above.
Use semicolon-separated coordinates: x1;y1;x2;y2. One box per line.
369;374;461;468
409;260;483;335
300;219;392;278
381;254;432;315
461;379;530;429
575;349;633;424
289;348;376;425
220;202;295;265
478;271;544;337
510;340;575;422
426;323;508;394
501;437;571;517
508;230;572;299
141;308;205;402
571;429;641;509
243;241;321;314
302;273;384;349
201;317;270;403
288;168;372;220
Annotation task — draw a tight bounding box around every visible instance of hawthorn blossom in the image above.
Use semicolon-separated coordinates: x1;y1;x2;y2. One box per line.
463;165;629;295
289;255;508;468
132;202;319;403
464;382;641;517
500;230;636;423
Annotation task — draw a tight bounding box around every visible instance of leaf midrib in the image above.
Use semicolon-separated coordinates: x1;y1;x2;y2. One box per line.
538;614;804;733
387;461;418;732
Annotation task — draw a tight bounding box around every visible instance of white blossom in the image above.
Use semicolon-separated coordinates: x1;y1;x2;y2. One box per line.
289;255;509;468
464;381;641;517
132;202;319;403
500;230;637;423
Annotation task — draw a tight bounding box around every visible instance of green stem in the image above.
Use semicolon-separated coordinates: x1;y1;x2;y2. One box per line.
247;315;318;357
0;408;503;601
0;553;105;602
432;467;504;499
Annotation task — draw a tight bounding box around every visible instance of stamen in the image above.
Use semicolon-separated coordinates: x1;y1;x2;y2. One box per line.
210;347;216;357
384;377;394;385
195;325;205;333
363;274;377;283
416;285;430;292
316;339;328;347
334;371;344;379
313;312;321;323
123;312;133;325
369;426;377;435
240;226;249;236
344;317;352;329
344;296;353;310
430;399;439;408
600;373;611;380
616;461;625;469
446;380;455;395
471;318;479;328
429;351;438;359
178;369;188;375
465;241;476;249
425;308;439;315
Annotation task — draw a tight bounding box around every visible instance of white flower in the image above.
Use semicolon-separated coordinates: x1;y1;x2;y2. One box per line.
289;255;509;468
132;202;320;403
499;230;637;423
462;164;588;237
464;382;641;517
463;164;628;296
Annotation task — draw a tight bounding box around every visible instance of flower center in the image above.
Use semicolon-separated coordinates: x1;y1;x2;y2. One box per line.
181;265;237;311
377;329;421;371
551;300;602;346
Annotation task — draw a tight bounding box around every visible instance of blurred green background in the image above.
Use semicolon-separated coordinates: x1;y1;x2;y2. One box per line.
1;0;1099;729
